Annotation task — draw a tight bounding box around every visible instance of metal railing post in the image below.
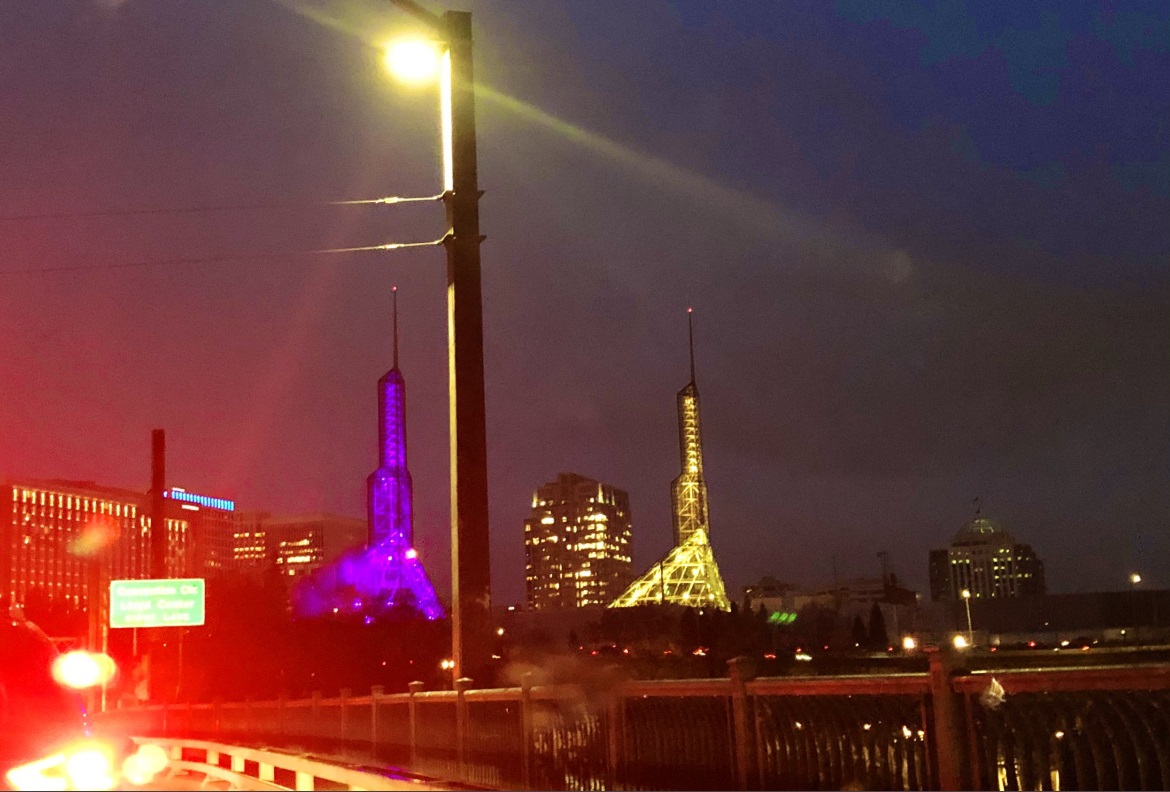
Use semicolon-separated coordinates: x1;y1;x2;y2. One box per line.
311;690;321;744
520;673;534;789
926;647;970;791
408;681;424;770
728;656;758;791
340;688;352;749
455;677;472;781
371;685;384;761
606;681;626;790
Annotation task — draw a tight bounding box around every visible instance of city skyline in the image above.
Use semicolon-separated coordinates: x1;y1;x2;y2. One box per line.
0;2;1166;605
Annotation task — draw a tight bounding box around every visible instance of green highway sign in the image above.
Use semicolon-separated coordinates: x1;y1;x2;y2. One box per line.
109;578;205;628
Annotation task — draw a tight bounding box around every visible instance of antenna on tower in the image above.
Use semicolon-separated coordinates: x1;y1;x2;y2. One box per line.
687;307;696;384
392;286;399;370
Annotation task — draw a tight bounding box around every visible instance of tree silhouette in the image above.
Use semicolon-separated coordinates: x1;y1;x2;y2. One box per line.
867;602;888;650
679;608;700;651
851;614;867;648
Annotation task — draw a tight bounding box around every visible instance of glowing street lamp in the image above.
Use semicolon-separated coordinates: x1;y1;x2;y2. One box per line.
1130;572;1142;586
383;39;441;84
961;589;974;646
382;1;491;686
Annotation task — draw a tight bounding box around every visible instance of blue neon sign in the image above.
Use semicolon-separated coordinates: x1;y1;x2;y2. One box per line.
164;488;234;512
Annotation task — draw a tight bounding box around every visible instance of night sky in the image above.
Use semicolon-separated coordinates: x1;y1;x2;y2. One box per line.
1;1;1166;603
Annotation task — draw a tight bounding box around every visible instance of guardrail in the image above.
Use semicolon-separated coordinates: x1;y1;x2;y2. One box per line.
97;653;1170;791
136;737;456;791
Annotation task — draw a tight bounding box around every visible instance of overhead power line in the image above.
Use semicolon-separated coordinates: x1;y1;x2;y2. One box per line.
0;193;445;223
0;238;445;277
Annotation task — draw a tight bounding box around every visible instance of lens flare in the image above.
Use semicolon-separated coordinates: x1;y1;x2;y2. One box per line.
137;744;169;776
5;752;67;791
68;519;120;557
6;742;118;792
64;747;115;791
121;743;168;787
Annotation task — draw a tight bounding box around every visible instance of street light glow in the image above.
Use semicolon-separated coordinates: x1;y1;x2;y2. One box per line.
1130;572;1142;586
51;651;116;690
961;589;971;600
384;39;441;84
953;634;969;650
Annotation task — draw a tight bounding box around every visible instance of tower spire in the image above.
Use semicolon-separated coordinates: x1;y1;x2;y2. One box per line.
392;286;399;370
687;307;696;384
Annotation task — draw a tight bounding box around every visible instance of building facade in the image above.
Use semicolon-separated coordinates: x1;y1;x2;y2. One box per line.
230;510;271;572
264;513;366;578
1;479;187;611
928;517;1046;601
524;473;633;610
165;487;236;577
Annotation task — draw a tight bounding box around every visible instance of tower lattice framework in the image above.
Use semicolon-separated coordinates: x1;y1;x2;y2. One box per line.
611;309;730;611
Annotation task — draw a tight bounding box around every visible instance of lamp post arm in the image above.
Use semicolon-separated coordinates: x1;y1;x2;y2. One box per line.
386;0;445;33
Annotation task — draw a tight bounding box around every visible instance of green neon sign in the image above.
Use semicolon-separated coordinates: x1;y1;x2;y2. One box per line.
109;578;205;628
768;611;797;625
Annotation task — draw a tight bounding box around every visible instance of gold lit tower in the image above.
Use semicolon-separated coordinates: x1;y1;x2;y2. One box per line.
610;309;731;611
672;309;708;545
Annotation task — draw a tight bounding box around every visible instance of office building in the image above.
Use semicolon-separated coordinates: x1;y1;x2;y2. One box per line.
265;513;366;578
230;510;271;572
928;516;1046;601
1;478;187;611
524;473;633;610
165;487;237;577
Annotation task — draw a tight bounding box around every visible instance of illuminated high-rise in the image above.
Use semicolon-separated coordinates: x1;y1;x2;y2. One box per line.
1;478;188;611
164;487;236;577
524;473;633;610
611;309;731;611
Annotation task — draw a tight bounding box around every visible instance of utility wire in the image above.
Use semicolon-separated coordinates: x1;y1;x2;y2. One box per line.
0;238;445;276
0;193;446;223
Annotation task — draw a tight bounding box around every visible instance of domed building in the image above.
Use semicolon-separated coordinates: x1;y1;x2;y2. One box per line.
928;517;1046;601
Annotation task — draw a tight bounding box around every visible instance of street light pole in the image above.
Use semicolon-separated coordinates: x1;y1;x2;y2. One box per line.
961;589;973;646
385;0;492;683
441;9;492;685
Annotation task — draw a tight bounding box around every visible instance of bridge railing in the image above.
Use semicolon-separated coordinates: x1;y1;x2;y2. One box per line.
96;655;1170;791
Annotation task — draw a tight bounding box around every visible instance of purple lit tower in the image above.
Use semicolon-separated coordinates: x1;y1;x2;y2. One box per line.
362;287;445;619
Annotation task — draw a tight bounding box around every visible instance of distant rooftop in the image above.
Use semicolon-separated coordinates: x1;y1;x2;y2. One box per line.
953;517;1016;546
